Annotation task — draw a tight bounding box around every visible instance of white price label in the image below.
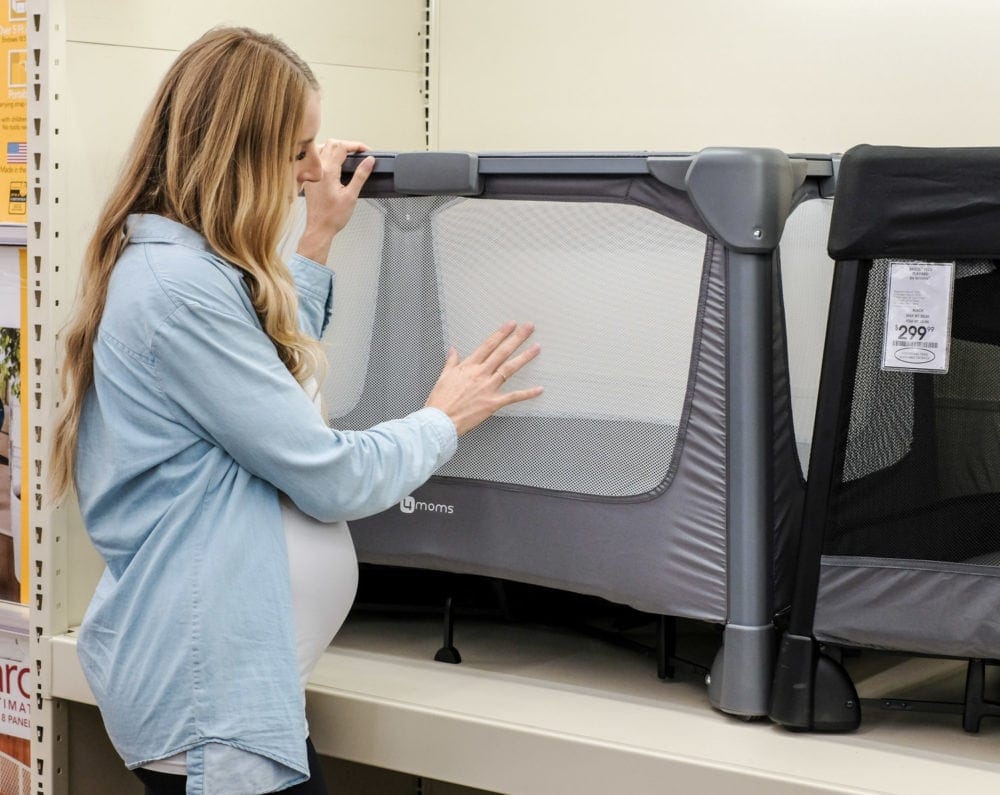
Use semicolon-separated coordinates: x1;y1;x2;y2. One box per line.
881;259;954;374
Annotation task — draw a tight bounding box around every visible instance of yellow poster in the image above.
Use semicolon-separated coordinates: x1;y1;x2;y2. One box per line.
0;0;25;225
0;246;24;784
0;6;27;784
0;246;21;604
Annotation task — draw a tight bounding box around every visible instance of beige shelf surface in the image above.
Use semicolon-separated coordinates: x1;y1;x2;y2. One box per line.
49;615;1000;794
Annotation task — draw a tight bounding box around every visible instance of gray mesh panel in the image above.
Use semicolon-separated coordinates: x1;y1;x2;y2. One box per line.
842;259;994;482
291;196;707;498
281;197;386;417
842;261;914;481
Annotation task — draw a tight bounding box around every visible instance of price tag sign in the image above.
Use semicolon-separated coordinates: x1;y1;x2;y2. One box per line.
881;259;954;374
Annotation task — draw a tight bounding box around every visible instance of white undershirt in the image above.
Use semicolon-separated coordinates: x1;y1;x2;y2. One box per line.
282;503;360;690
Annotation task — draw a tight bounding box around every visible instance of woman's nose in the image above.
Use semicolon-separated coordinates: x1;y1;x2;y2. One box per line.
299;150;323;185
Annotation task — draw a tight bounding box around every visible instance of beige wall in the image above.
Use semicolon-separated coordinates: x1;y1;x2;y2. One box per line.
67;1;426;149
61;1;425;312
432;0;1000;152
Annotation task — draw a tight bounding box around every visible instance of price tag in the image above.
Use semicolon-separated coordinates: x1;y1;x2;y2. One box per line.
881;259;954;374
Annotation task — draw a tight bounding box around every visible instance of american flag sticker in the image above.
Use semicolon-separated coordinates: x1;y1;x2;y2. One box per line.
5;143;25;164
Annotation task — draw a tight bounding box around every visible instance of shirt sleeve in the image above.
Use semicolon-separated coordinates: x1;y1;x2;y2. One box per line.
151;299;457;523
287;253;334;338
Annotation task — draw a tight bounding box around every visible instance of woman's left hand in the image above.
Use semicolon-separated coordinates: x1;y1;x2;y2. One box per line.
425;322;543;436
298;139;375;263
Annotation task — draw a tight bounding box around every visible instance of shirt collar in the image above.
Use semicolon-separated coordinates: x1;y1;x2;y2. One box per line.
125;213;215;253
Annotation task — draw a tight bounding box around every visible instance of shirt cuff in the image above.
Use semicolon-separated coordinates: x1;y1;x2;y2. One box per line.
415;406;458;466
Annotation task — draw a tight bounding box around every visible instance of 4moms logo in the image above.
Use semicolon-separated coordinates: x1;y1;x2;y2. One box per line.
400;495;455;515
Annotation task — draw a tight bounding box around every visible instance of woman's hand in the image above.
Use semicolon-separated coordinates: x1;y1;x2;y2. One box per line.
297;139;375;264
425;322;543;436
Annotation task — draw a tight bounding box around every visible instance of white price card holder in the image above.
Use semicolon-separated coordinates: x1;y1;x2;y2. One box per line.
881;259;955;374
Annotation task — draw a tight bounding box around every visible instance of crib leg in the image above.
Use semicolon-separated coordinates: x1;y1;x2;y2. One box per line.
434;596;462;664
657;615;677;680
962;659;1000;732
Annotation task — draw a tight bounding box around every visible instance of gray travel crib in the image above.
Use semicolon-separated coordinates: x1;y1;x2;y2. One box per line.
770;144;1000;733
285;148;836;717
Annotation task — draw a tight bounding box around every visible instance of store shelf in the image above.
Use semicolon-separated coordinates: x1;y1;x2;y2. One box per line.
47;614;1000;794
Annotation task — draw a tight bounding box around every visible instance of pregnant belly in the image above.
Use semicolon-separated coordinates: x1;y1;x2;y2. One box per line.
280;497;359;688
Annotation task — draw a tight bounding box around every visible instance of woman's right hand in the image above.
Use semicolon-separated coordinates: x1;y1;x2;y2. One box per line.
298;139;374;264
425;322;543;436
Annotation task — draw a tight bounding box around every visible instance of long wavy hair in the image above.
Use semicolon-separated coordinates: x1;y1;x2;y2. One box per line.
51;27;323;498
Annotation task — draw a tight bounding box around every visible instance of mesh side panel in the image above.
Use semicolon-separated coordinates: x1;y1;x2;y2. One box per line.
319;196;708;498
825;259;1000;563
841;261;915;482
281;197;386;417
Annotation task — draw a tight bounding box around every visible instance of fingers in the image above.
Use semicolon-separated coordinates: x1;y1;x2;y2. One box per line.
327;139;370;154
318;139;371;164
345;155;375;197
496;385;545;408
466;319;536;369
466;321;518;365
318;139;371;155
322;141;373;197
462;321;538;383
485;322;536;374
494;341;540;383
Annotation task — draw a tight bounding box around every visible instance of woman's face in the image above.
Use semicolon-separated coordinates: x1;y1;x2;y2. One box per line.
292;90;323;193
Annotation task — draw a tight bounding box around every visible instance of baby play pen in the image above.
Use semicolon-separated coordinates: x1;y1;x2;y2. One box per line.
284;148;837;717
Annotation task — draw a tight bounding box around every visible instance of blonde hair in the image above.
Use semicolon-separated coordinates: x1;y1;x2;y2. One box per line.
51;27;323;498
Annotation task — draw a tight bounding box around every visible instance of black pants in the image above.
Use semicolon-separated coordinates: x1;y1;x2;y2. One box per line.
132;737;329;795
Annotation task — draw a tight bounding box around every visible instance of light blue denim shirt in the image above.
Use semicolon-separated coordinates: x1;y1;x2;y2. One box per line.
75;214;457;794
